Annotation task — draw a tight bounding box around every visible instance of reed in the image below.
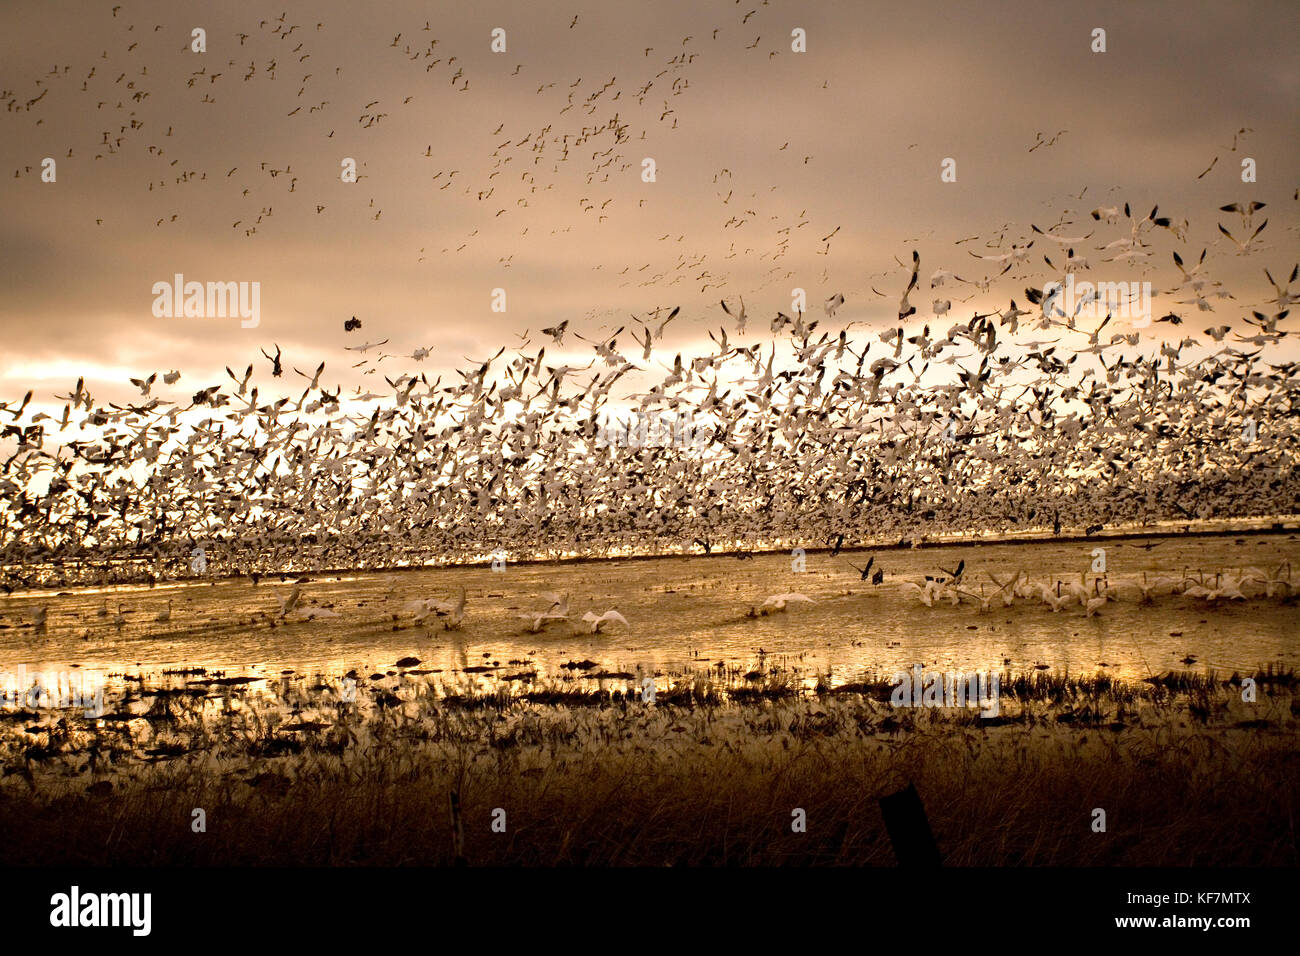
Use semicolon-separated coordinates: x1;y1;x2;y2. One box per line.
0;666;1294;866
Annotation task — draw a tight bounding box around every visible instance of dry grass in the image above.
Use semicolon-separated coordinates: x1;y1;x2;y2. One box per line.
0;668;1295;866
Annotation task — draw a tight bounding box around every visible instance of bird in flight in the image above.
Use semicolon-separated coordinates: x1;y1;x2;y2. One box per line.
899;250;920;320
848;556;875;581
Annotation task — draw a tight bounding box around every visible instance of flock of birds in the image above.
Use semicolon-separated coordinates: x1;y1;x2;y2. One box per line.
5;5;835;269
509;592;629;634
2;8;1297;600
16;549;1294;640
898;562;1295;617
14;8;1288;295
0;185;1296;593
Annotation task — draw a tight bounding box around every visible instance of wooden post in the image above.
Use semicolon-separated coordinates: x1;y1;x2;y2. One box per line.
449;790;467;867
879;782;942;866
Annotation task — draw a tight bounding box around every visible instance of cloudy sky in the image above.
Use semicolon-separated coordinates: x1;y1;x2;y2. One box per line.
1;0;1297;409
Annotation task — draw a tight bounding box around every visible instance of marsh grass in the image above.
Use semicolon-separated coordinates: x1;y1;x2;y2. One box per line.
0;666;1295;866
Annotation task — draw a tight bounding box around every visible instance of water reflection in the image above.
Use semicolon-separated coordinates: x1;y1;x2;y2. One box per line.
1;533;1295;713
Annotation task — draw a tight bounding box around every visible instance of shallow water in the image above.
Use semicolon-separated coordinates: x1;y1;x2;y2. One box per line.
1;533;1296;708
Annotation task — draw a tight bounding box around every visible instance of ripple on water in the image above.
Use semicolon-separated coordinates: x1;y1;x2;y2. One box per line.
0;534;1296;702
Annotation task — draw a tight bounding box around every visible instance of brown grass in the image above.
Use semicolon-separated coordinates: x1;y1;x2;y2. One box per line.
0;669;1296;866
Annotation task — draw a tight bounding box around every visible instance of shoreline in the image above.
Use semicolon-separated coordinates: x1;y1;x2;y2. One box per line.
5;517;1298;595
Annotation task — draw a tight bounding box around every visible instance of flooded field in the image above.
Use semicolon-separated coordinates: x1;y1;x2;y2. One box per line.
1;532;1296;711
0;530;1296;868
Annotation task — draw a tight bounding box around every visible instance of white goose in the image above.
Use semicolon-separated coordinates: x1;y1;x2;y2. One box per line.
581;609;628;633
